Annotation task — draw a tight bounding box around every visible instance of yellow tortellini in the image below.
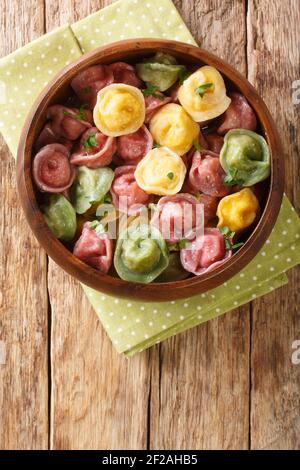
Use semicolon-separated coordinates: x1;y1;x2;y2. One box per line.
178;65;231;122
149;103;199;156
217;188;260;233
93;83;145;136
134;147;186;196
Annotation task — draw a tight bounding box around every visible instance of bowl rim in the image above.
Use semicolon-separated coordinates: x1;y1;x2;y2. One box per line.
16;38;284;301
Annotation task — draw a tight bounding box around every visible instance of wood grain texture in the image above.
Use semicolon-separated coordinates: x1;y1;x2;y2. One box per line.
0;0;49;450
17;39;284;301
1;0;300;451
150;0;250;450
247;0;300;450
48;266;150;449
45;0;151;450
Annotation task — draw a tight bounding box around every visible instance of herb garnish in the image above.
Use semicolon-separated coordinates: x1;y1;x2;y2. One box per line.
195;82;213;98
220;226;244;251
63;104;88;121
103;193;112;204
142;84;165;100
76;103;88;121
167;239;188;251
224;168;244;186
178;68;191;85
88;220;106;234
82;133;97;149
167;172;174;180
193;138;203;152
154;143;161;148
83;85;92;94
178;239;188;249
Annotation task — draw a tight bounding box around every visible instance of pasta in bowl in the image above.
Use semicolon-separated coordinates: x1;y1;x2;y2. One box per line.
17;39;284;301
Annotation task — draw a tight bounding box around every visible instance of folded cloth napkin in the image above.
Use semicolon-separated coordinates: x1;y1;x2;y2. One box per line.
1;0;300;356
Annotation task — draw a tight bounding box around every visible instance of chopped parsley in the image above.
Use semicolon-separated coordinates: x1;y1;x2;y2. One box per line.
167;172;174;180
103;193;112;204
142;84;165;100
154;142;162;148
76;103;88;121
83;85;92;94
224;168;244;186
178;68;191;85
63;110;72;118
195;82;213;98
220;226;244;251
193;138;203;152
178;239;188;249
167;239;188;251
82;133;97;149
63;103;88;121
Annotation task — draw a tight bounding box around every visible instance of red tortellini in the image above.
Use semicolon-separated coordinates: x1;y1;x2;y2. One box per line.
180;228;232;275
33;55;270;284
189;151;231;197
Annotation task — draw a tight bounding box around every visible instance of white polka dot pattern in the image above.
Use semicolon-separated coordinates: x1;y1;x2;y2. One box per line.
0;25;82;156
0;0;299;357
71;0;196;54
82;195;300;356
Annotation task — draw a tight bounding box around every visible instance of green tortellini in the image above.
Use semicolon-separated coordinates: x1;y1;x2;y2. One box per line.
72;166;114;215
156;252;189;282
114;223;169;283
220;129;271;186
42;194;76;242
136;52;186;92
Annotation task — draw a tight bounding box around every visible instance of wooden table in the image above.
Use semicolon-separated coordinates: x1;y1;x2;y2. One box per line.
1;0;299;450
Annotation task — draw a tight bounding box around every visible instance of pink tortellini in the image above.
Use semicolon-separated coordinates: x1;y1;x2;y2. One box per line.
110;165;152;215
71;65;114;109
70;127;117;168
189;151;231;197
73;222;113;273
217;92;257;135
150;193;204;243
180;228;232;275
116;125;153;165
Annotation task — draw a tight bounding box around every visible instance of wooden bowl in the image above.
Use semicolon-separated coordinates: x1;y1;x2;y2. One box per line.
17;39;284;301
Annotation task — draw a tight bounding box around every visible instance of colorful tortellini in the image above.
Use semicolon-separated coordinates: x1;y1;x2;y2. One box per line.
180;228;232;276
217;188;260;233
178;66;231;122
220;129;271;186
114;223;169;283
73;221;113;273
33;143;75;193
93;83;145;136
149;103;199;155
150;193;203;243
136;52;186;92
189;151;231;197
34;55;272;285
110;165;152;215
42;194;76;242
134;147;187;196
72;166;114;214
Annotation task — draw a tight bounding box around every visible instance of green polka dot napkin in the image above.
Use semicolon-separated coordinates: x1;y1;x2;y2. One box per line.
0;25;82;156
1;0;300;356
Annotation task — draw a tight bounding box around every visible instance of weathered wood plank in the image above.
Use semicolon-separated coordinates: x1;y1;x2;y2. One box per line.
0;0;49;450
150;0;250;450
46;0;150;450
48;266;150;449
247;0;300;450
